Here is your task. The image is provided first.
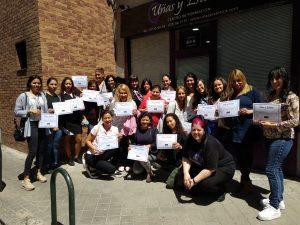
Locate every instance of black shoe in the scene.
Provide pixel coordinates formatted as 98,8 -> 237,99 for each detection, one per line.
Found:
68,159 -> 75,166
217,193 -> 226,202
74,157 -> 83,164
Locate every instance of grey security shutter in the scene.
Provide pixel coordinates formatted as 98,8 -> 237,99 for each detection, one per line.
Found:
217,4 -> 293,93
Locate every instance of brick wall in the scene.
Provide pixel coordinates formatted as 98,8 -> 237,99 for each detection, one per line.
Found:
0,0 -> 42,152
0,0 -> 116,151
38,0 -> 116,85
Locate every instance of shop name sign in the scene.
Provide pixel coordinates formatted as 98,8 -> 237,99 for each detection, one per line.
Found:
121,0 -> 289,37
150,0 -> 207,18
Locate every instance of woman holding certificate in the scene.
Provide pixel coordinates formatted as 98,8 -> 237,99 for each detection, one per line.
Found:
109,84 -> 137,172
131,112 -> 159,183
60,77 -> 84,166
14,75 -> 48,191
128,75 -> 143,107
226,69 -> 261,195
256,67 -> 299,221
45,77 -> 63,170
167,86 -> 195,126
162,113 -> 187,167
177,116 -> 235,201
85,110 -> 121,178
139,85 -> 166,128
140,78 -> 152,98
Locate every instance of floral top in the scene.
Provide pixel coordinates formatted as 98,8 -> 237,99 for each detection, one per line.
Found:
263,92 -> 299,139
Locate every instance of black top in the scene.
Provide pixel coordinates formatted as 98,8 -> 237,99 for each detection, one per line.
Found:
84,102 -> 99,126
182,134 -> 235,174
45,92 -> 60,109
227,88 -> 261,143
133,127 -> 158,154
60,93 -> 83,125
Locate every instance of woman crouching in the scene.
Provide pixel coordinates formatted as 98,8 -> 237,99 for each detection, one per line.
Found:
84,110 -> 122,178
177,116 -> 235,201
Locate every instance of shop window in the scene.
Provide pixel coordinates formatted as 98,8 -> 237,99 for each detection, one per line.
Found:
176,25 -> 211,50
15,40 -> 27,76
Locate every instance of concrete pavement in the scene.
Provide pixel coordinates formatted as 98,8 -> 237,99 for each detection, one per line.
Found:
1,145 -> 300,225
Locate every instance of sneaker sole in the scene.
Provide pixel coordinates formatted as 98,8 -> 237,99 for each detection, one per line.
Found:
22,185 -> 35,191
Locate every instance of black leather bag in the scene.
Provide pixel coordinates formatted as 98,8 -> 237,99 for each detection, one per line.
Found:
13,93 -> 28,142
13,118 -> 27,141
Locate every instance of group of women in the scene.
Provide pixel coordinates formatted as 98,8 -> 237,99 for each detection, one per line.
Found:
14,67 -> 299,221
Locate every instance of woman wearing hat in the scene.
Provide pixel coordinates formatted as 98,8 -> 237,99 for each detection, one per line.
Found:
177,116 -> 235,200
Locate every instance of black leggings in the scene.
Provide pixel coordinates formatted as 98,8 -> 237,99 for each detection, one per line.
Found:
177,166 -> 235,193
24,121 -> 46,176
86,149 -> 118,174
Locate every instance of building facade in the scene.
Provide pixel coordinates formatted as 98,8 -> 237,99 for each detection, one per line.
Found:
114,0 -> 300,175
0,0 -> 115,152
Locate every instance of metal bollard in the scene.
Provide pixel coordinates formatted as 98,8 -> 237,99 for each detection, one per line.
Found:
50,168 -> 75,225
0,128 -> 6,192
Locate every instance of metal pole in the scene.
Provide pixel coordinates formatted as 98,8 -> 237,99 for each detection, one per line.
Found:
50,168 -> 75,225
0,128 -> 5,192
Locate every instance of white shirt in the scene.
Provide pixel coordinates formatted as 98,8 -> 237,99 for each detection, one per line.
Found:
88,123 -> 119,154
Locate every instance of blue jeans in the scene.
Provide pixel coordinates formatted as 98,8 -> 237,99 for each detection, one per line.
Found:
47,129 -> 63,166
265,138 -> 293,209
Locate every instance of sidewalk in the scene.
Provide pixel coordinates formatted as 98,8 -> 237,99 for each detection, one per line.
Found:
1,145 -> 300,225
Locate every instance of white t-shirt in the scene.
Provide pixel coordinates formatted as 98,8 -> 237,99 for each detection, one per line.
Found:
87,123 -> 119,154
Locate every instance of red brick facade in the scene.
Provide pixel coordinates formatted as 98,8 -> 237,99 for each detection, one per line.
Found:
0,0 -> 115,151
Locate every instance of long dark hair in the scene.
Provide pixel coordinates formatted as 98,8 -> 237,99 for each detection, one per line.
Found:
267,67 -> 290,102
105,75 -> 116,92
26,75 -> 43,91
192,79 -> 208,109
210,77 -> 227,102
60,77 -> 75,94
163,113 -> 185,136
137,112 -> 153,129
128,75 -> 139,90
184,72 -> 197,95
88,79 -> 100,91
140,78 -> 153,95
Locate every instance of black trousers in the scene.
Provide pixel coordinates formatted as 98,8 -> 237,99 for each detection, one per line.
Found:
86,149 -> 118,174
24,121 -> 46,176
177,166 -> 235,193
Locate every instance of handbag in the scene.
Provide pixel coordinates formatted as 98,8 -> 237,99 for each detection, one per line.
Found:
13,118 -> 27,141
13,93 -> 28,142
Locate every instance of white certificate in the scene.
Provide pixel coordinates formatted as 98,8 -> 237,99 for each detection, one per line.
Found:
253,103 -> 281,123
97,135 -> 119,151
161,90 -> 176,102
72,75 -> 88,88
147,100 -> 164,113
66,98 -> 85,111
156,134 -> 177,149
82,89 -> 99,103
52,101 -> 72,115
127,145 -> 149,162
38,113 -> 58,128
97,92 -> 113,106
218,99 -> 240,118
182,122 -> 192,133
114,102 -> 134,116
197,104 -> 217,120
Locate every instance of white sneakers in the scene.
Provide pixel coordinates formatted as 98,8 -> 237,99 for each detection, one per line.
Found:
22,179 -> 35,191
37,172 -> 47,183
258,205 -> 281,221
257,198 -> 285,221
260,198 -> 285,210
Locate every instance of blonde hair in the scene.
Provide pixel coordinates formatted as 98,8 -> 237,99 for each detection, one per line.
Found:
176,86 -> 187,110
227,69 -> 252,98
114,84 -> 133,102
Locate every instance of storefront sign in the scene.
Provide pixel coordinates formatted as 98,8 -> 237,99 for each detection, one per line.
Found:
121,0 -> 290,37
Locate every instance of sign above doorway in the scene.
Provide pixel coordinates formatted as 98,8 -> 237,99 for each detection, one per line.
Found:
121,0 -> 290,38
